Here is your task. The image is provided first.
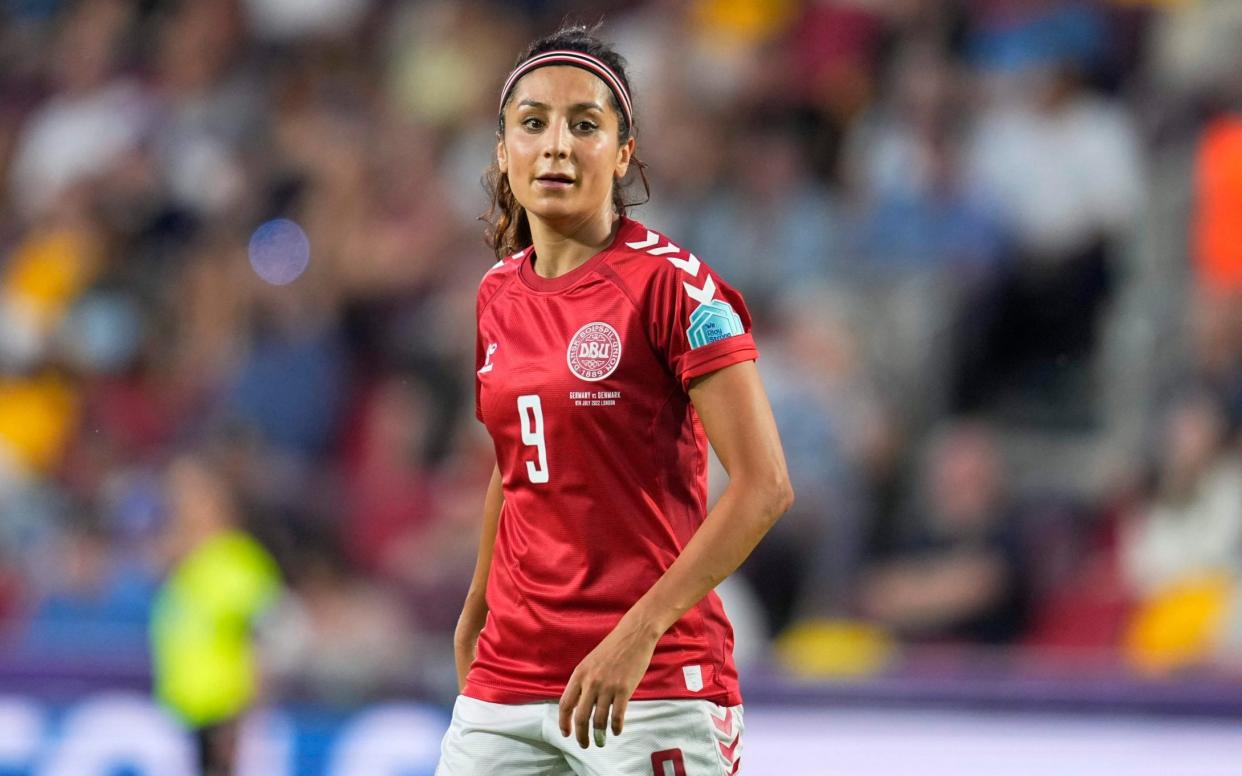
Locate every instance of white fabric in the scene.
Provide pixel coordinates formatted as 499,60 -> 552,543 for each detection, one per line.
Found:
437,695 -> 743,776
9,80 -> 151,218
965,94 -> 1143,258
1123,458 -> 1242,595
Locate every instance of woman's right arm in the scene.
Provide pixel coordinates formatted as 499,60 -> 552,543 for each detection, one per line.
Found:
454,463 -> 503,691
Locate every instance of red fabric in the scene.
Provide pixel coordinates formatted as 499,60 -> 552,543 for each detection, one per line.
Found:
465,217 -> 755,706
1023,512 -> 1132,651
651,750 -> 687,776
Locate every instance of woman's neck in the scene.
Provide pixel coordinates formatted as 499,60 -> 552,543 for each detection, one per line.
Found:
528,211 -> 619,279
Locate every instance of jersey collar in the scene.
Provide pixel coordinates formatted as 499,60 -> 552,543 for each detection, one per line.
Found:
518,217 -> 640,293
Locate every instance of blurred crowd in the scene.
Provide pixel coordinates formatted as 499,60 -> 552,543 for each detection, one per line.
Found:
3,0 -> 1242,709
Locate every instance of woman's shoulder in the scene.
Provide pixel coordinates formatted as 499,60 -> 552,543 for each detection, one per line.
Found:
476,246 -> 529,305
610,217 -> 732,306
612,217 -> 711,284
482,246 -> 531,279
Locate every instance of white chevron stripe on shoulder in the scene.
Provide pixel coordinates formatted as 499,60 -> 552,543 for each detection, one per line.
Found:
625,230 -> 660,250
666,252 -> 700,277
683,274 -> 716,305
626,230 -> 714,302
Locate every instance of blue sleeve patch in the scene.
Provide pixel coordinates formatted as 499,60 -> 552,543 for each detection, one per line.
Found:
687,299 -> 745,349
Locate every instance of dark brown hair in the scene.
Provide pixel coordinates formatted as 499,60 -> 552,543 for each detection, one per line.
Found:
482,23 -> 651,259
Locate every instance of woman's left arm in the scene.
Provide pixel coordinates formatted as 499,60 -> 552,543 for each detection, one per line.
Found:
559,359 -> 794,747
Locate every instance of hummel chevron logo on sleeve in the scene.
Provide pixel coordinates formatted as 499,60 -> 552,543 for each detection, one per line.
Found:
666,252 -> 700,275
627,230 -> 712,297
625,231 -> 660,250
683,275 -> 716,306
626,230 -> 742,348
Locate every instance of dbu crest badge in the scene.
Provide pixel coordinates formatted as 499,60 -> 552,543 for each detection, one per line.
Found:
687,299 -> 744,349
567,321 -> 622,381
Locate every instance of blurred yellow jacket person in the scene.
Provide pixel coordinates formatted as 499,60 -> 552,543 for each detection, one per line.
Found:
150,455 -> 282,775
151,529 -> 281,726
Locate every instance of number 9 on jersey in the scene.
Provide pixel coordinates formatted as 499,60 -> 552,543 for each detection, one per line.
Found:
517,394 -> 549,484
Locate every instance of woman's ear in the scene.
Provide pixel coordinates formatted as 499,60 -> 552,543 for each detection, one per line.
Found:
615,136 -> 636,178
496,137 -> 508,174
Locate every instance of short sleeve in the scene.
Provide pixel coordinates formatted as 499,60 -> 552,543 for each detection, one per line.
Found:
647,259 -> 759,390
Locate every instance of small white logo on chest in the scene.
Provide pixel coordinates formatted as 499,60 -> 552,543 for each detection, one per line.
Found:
566,322 -> 621,382
478,342 -> 498,374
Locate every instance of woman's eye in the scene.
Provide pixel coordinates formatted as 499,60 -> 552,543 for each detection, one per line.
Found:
522,117 -> 544,130
576,121 -> 598,132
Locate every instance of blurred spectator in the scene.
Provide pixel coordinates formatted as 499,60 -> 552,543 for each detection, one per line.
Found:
959,56 -> 1143,420
965,0 -> 1111,77
1119,390 -> 1242,675
150,454 -> 283,776
626,107 -> 727,245
384,1 -> 522,130
0,371 -> 78,487
149,0 -> 257,219
223,312 -> 349,460
1192,115 -> 1242,296
0,210 -> 103,371
221,237 -> 349,461
242,0 -> 371,43
785,0 -> 888,180
1121,390 -> 1242,598
262,546 -> 417,706
393,428 -> 507,644
1190,115 -> 1242,426
750,284 -> 890,628
849,43 -> 1006,274
1147,0 -> 1242,104
845,40 -> 1008,419
687,0 -> 798,106
339,375 -> 437,578
19,513 -> 155,658
859,420 -> 1029,644
684,113 -> 840,304
7,0 -> 150,219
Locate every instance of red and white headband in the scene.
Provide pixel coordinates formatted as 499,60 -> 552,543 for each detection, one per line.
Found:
498,49 -> 633,129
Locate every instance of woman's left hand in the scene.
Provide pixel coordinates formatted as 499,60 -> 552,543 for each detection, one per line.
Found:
558,620 -> 659,748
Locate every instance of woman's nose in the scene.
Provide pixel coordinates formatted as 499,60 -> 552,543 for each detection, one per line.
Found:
543,119 -> 571,158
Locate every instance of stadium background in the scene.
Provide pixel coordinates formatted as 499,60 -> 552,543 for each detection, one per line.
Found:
3,0 -> 1242,773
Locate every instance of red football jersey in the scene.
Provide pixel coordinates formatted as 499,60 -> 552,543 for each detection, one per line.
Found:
465,216 -> 757,707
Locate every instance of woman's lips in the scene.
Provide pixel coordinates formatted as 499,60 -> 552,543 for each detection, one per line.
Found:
536,176 -> 574,189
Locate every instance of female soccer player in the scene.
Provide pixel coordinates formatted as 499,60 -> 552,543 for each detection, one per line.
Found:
437,24 -> 793,776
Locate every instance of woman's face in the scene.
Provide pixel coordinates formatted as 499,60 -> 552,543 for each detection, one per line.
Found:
498,66 -> 635,228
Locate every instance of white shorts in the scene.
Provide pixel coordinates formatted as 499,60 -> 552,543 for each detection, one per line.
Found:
436,695 -> 744,776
